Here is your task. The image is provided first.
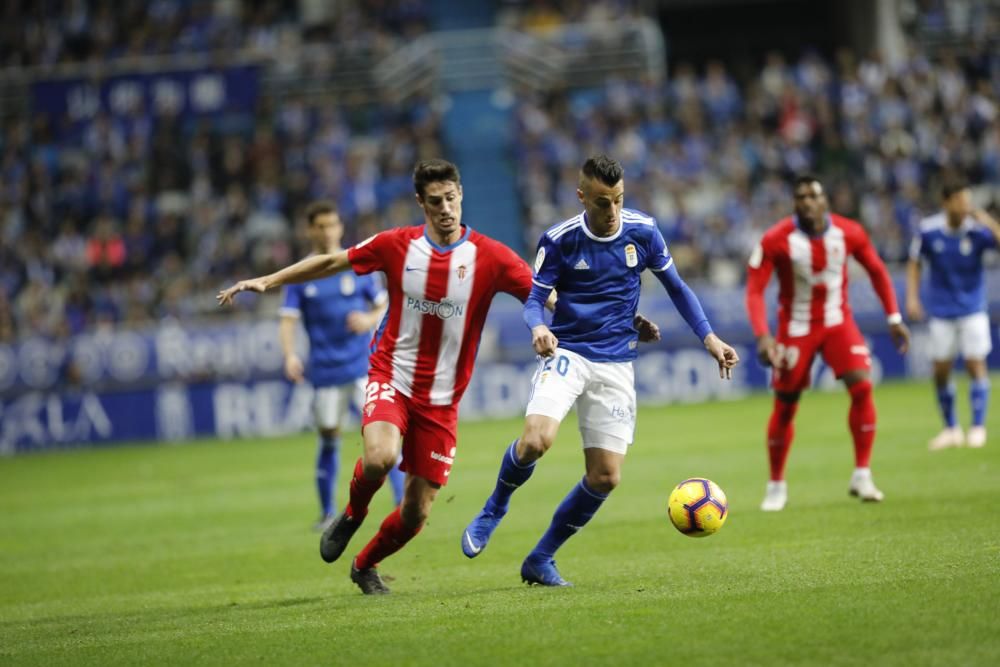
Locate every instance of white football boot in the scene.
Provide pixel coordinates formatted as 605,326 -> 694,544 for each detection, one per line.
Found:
928,426 -> 964,451
848,468 -> 884,502
967,426 -> 987,448
760,480 -> 787,511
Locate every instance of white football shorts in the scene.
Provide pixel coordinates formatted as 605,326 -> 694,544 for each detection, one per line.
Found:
524,347 -> 636,453
928,313 -> 993,362
314,377 -> 367,430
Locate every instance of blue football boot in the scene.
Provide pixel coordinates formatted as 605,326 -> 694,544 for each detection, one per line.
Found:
520,555 -> 572,587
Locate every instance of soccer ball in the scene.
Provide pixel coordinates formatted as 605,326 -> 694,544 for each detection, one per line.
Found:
667,478 -> 728,537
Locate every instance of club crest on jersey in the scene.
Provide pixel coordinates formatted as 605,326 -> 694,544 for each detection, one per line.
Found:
456,264 -> 468,282
304,284 -> 318,298
960,238 -> 972,255
624,243 -> 638,267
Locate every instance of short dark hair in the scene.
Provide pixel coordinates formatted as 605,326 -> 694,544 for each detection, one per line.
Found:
941,177 -> 969,200
581,155 -> 623,187
793,174 -> 823,190
413,159 -> 461,198
305,200 -> 337,225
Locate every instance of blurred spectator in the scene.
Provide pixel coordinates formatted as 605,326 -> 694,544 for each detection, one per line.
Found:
0,1 -> 437,342
512,9 -> 1000,286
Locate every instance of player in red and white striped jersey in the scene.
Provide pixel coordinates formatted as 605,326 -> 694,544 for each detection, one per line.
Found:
745,175 -> 910,511
218,159 -> 537,594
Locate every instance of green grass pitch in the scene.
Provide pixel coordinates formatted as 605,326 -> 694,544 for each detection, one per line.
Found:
2,378 -> 999,666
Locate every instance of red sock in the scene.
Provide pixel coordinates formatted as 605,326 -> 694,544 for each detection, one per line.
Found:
346,458 -> 385,521
767,398 -> 798,481
354,507 -> 422,570
848,380 -> 876,468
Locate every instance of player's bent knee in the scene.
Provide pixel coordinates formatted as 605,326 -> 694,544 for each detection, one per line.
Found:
586,469 -> 620,494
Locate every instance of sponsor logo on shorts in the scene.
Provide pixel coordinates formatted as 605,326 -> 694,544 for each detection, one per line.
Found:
850,345 -> 870,356
430,451 -> 454,465
405,296 -> 465,320
365,402 -> 376,417
610,404 -> 633,424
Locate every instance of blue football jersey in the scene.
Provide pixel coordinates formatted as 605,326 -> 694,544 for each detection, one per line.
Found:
910,213 -> 997,319
532,208 -> 672,362
280,270 -> 386,387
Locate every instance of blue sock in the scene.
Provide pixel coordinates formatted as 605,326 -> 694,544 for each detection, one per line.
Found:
971,379 -> 991,427
388,459 -> 405,506
316,434 -> 339,517
530,477 -> 608,560
936,383 -> 957,428
485,440 -> 536,514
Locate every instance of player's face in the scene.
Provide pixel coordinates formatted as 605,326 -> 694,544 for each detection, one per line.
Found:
578,177 -> 624,237
417,180 -> 463,242
309,212 -> 344,252
944,188 -> 972,221
793,182 -> 828,230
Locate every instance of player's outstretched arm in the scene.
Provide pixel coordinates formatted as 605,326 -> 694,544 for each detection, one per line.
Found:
278,315 -> 305,383
745,239 -> 777,367
653,264 -> 739,378
704,333 -> 740,380
972,208 -> 1000,248
853,236 -> 909,353
217,251 -> 351,306
905,258 -> 924,322
523,283 -> 558,356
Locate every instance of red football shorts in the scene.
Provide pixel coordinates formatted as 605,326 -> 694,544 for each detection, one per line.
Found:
361,377 -> 458,486
771,319 -> 871,393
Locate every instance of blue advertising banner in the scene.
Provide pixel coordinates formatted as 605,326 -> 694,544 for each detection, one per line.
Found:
30,64 -> 260,123
4,323 -> 996,454
3,269 -> 998,452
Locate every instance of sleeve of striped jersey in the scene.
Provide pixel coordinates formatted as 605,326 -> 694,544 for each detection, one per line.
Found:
745,239 -> 774,338
279,284 -> 301,318
646,225 -> 673,272
851,229 -> 901,317
531,234 -> 559,289
494,241 -> 533,302
347,231 -> 388,275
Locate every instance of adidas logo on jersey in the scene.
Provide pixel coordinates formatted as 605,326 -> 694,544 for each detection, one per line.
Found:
574,258 -> 590,270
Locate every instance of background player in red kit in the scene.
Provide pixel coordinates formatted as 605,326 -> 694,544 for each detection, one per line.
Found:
745,175 -> 910,511
218,159 -> 538,594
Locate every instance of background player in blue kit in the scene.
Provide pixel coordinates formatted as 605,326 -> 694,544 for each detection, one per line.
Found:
279,201 -> 403,529
906,181 -> 1000,450
461,155 -> 740,586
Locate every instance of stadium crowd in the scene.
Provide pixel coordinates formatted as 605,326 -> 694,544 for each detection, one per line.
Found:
0,0 -> 998,345
514,43 -> 999,285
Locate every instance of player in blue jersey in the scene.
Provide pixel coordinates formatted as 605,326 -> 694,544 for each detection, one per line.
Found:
905,180 -> 1000,450
279,201 -> 403,530
461,155 -> 740,586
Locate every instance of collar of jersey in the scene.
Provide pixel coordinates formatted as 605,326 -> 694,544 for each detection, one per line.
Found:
581,213 -> 624,243
794,214 -> 831,237
942,215 -> 973,235
424,224 -> 470,252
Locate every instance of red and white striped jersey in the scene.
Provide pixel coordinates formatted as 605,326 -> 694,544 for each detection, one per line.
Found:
745,214 -> 900,338
348,225 -> 532,407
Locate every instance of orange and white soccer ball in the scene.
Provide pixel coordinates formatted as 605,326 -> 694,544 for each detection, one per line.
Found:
667,478 -> 728,537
